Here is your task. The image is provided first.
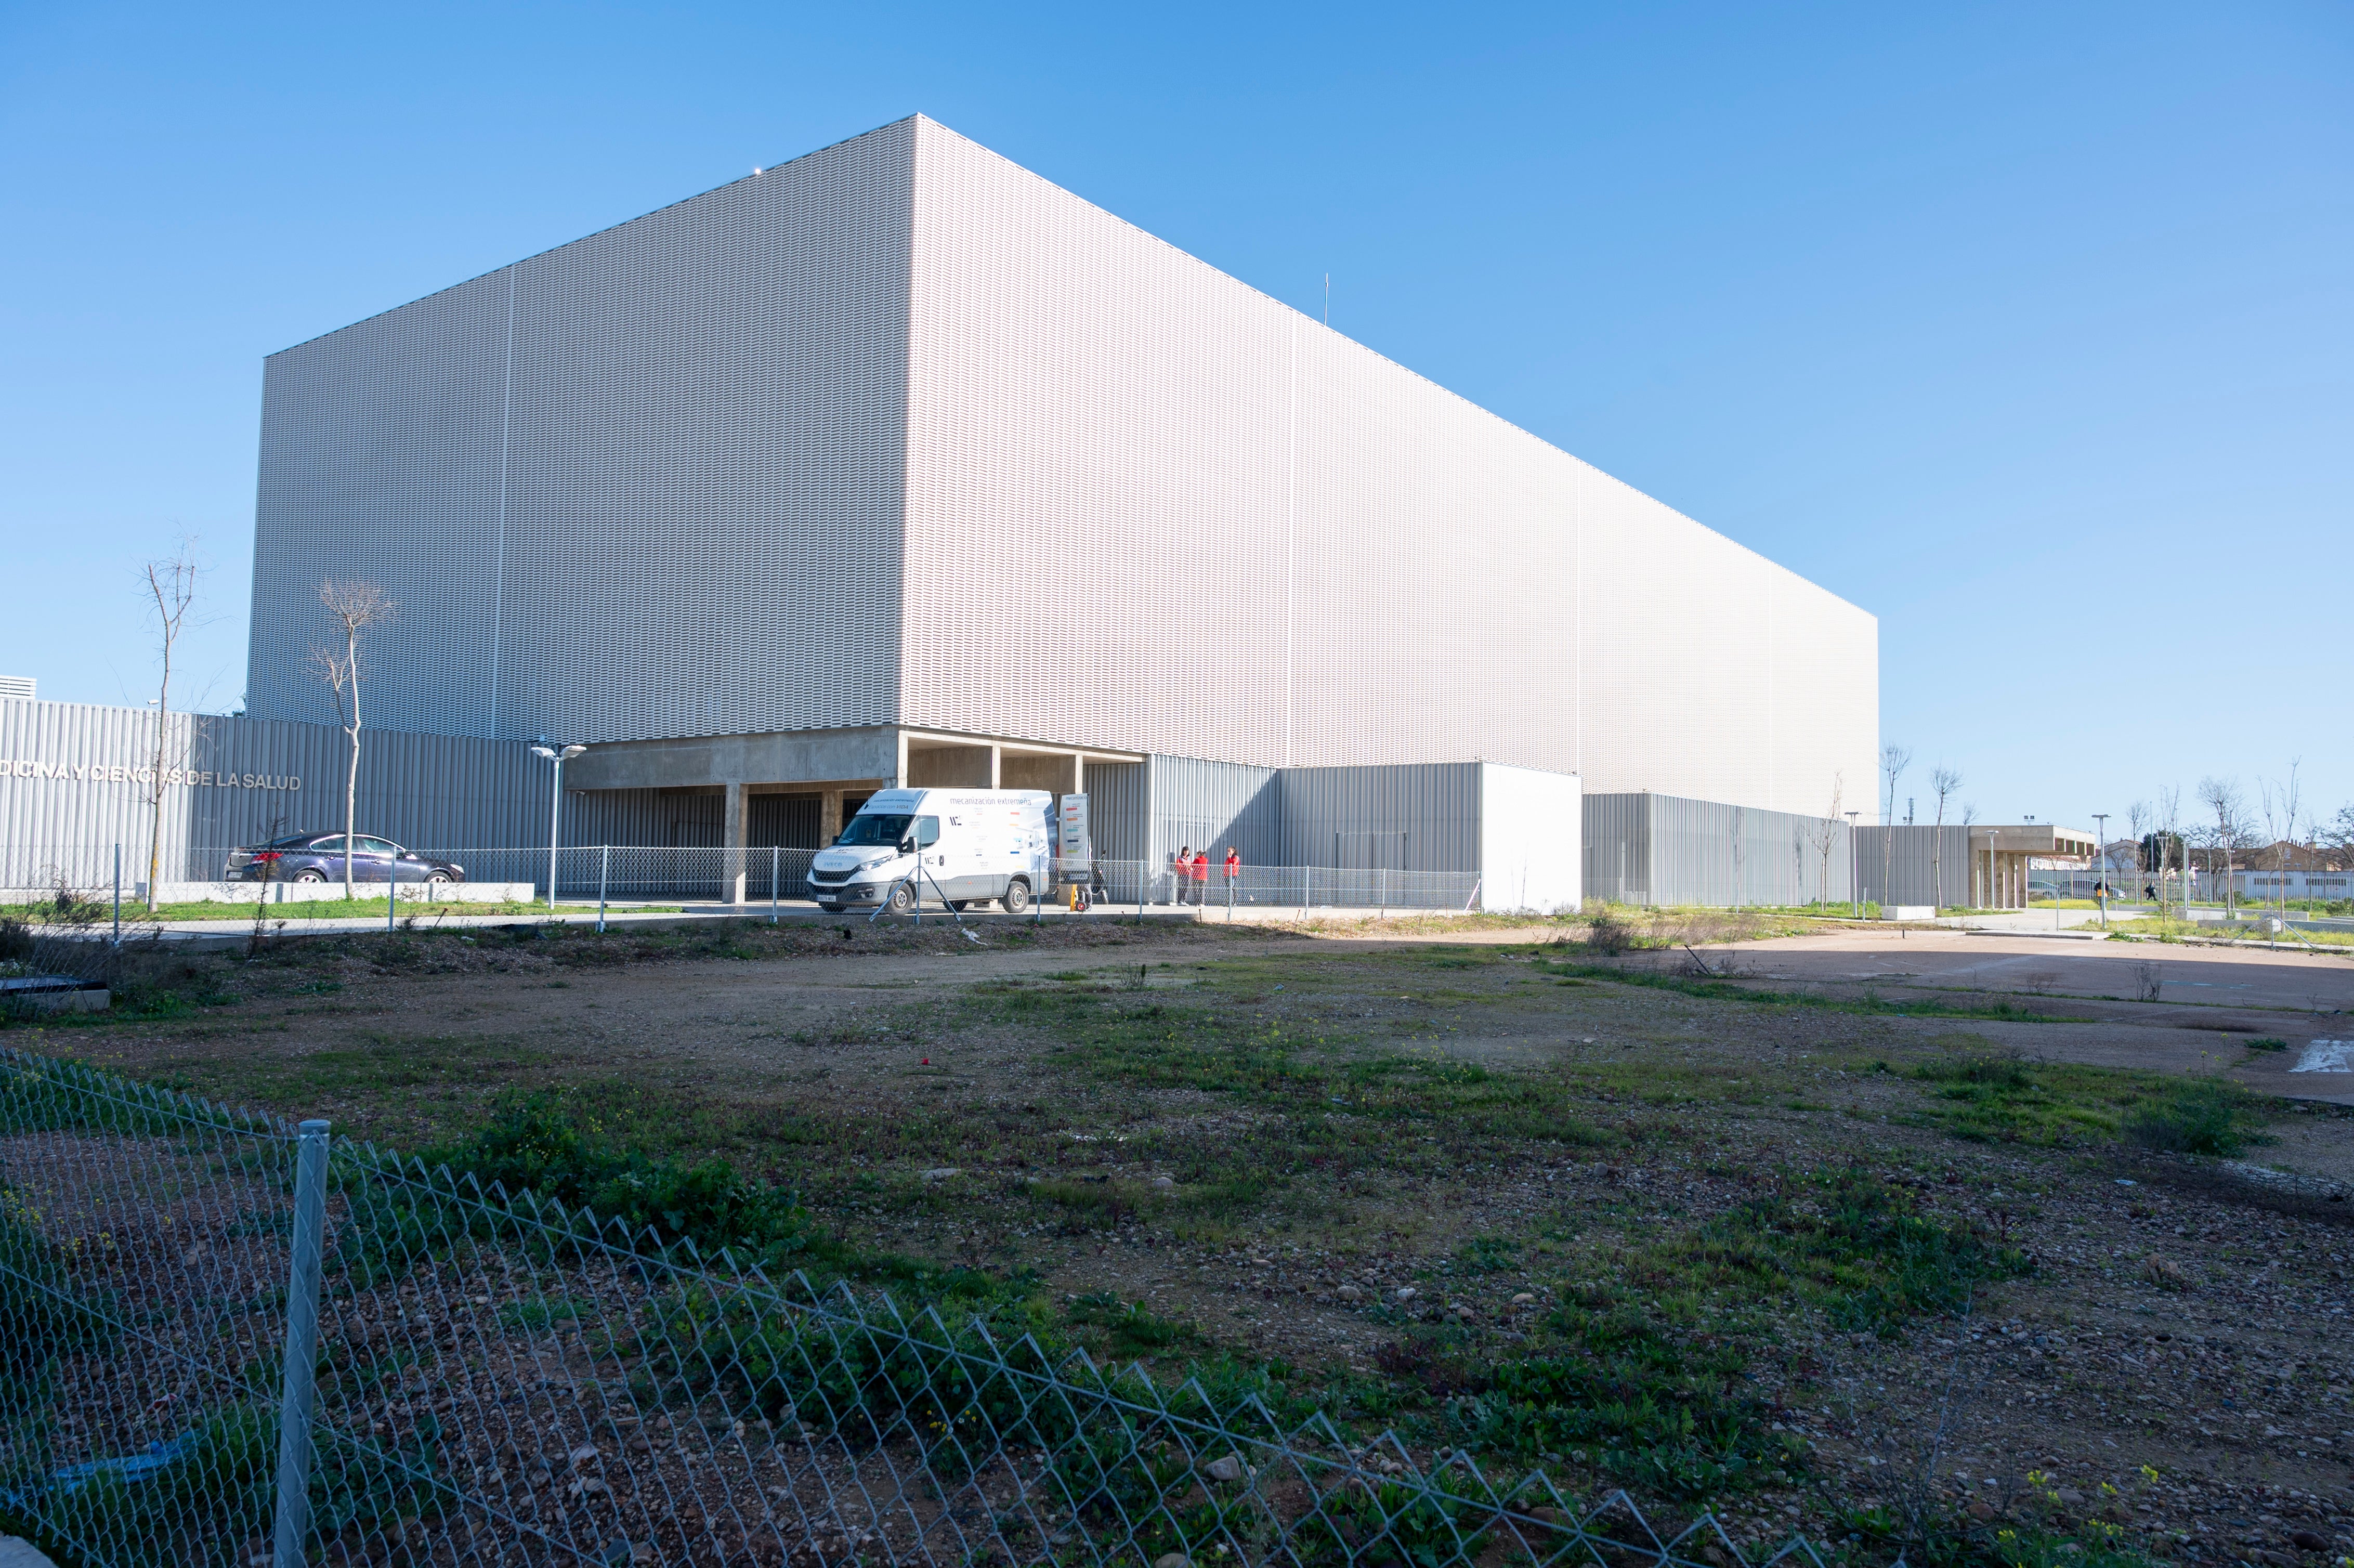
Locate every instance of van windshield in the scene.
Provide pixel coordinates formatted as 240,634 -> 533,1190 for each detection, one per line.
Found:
836,814 -> 912,847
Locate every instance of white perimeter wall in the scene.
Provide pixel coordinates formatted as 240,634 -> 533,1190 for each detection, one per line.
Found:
900,117 -> 1875,816
1477,763 -> 1583,913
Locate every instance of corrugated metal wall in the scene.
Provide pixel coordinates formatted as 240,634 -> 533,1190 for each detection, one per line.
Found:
1583,792 -> 1854,908
1276,763 -> 1481,872
1141,755 -> 1281,872
1853,826 -> 1972,909
0,697 -> 684,886
1083,756 -> 1487,874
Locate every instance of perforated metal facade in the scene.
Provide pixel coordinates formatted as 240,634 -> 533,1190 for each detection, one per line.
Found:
247,114 -> 1875,818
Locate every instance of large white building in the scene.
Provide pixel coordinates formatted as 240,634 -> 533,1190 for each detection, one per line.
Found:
241,114 -> 1876,882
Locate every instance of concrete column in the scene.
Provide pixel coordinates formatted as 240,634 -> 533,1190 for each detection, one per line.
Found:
820,790 -> 844,846
894,730 -> 909,789
988,745 -> 1001,788
723,781 -> 748,906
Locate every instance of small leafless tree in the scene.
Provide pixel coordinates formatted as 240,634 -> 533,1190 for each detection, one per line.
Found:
2195,775 -> 2248,915
1928,765 -> 1961,912
1806,773 -> 1845,910
2259,761 -> 2301,916
1879,744 -> 1912,910
312,580 -> 395,901
138,542 -> 202,911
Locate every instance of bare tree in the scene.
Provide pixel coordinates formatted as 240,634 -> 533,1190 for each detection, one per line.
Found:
2259,761 -> 2301,917
312,581 -> 394,901
2195,776 -> 2249,915
1806,773 -> 1846,911
1929,765 -> 1961,912
2322,804 -> 2354,874
138,542 -> 202,912
1879,744 -> 1912,911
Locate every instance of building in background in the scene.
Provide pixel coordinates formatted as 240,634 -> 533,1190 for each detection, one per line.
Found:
233,115 -> 1878,906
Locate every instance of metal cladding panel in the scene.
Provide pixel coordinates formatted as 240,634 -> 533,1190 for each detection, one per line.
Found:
1277,763 -> 1482,873
1583,791 -> 1854,908
250,120 -> 917,746
1854,825 -> 1972,909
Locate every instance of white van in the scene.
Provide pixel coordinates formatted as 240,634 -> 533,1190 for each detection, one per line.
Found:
805,788 -> 1053,914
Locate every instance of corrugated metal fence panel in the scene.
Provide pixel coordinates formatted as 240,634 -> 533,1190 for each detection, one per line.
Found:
1581,793 -> 1652,904
0,700 -> 195,881
1084,761 -> 1148,863
0,696 -> 691,885
1276,762 -> 1480,873
1854,826 -> 1972,909
1583,791 -> 1854,908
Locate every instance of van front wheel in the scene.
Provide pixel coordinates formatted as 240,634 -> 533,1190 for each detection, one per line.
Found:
1000,879 -> 1031,915
886,882 -> 916,914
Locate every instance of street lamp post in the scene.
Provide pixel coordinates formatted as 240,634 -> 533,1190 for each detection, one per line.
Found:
2091,813 -> 2109,930
1845,810 -> 1862,918
530,743 -> 588,909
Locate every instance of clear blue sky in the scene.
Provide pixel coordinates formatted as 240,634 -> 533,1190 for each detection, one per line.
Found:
3,3 -> 2346,834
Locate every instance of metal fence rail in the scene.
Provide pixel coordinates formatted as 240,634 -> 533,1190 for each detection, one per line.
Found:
0,1049 -> 1869,1568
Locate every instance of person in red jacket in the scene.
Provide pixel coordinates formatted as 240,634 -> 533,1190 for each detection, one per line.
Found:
1223,847 -> 1240,901
1190,848 -> 1210,904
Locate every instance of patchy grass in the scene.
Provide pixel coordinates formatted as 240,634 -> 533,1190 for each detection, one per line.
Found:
1535,961 -> 2081,1022
1434,1167 -> 2031,1496
1899,1052 -> 2279,1152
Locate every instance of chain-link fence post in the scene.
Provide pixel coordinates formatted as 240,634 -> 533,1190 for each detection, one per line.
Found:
599,843 -> 610,932
272,1117 -> 332,1568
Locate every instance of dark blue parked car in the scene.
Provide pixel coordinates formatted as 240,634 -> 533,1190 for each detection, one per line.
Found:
225,833 -> 464,885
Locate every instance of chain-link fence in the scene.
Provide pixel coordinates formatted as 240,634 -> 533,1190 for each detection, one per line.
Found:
3,849 -> 1479,913
2,1049 -> 1869,1568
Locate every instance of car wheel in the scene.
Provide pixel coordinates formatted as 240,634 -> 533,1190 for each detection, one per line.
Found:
886,882 -> 916,914
294,868 -> 328,883
426,870 -> 453,885
1000,879 -> 1031,914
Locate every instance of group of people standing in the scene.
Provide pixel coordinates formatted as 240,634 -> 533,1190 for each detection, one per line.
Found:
1170,845 -> 1241,905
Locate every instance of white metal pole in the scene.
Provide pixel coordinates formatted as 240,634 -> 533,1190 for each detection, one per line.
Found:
271,1118 -> 331,1568
770,844 -> 779,924
112,843 -> 122,946
547,757 -> 562,909
598,845 -> 609,933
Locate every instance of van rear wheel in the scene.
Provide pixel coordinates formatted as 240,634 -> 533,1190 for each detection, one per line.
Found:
1000,879 -> 1031,914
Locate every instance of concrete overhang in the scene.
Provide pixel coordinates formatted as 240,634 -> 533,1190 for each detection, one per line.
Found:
567,726 -> 900,792
1971,825 -> 2098,859
898,728 -> 1143,766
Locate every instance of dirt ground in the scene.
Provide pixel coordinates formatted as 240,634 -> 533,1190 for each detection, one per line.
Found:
12,913 -> 2353,1562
